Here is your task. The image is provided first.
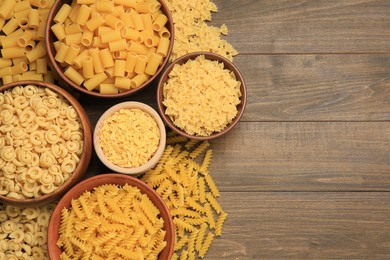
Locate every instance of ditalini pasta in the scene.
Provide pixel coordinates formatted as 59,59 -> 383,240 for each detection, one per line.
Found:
57,184 -> 167,259
0,85 -> 84,199
51,0 -> 171,94
163,55 -> 242,136
142,136 -> 227,259
99,108 -> 160,168
0,203 -> 55,260
0,0 -> 55,84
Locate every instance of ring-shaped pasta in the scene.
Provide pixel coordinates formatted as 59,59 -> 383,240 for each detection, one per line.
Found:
0,158 -> 5,169
35,106 -> 48,116
11,127 -> 26,139
50,144 -> 62,158
37,211 -> 51,226
0,211 -> 7,222
46,108 -> 60,120
4,92 -> 14,105
0,94 -> 5,105
23,181 -> 38,193
5,205 -> 20,218
0,108 -> 14,122
0,124 -> 14,133
65,120 -> 80,131
23,85 -> 38,97
40,171 -> 54,185
9,230 -> 25,243
11,86 -> 23,96
48,125 -> 61,136
61,158 -> 76,174
40,184 -> 56,195
61,129 -> 71,140
21,188 -> 34,198
42,96 -> 59,108
66,106 -> 78,121
23,231 -> 34,245
52,172 -> 64,186
13,96 -> 29,109
39,151 -> 56,168
34,116 -> 50,128
65,140 -> 79,153
70,131 -> 83,141
29,130 -> 44,146
18,150 -> 33,164
1,146 -> 16,161
45,129 -> 60,144
19,109 -> 35,123
30,153 -> 40,167
1,220 -> 16,233
44,88 -> 58,97
33,186 -> 41,198
27,166 -> 43,180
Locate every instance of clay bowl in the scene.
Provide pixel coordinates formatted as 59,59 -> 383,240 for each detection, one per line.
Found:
94,101 -> 166,175
45,0 -> 174,98
47,173 -> 174,260
0,80 -> 92,207
157,51 -> 247,140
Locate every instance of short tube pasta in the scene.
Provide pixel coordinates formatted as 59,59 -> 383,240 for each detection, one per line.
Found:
50,0 -> 171,94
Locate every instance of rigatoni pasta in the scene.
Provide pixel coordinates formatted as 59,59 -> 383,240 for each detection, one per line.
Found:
51,0 -> 171,94
0,0 -> 55,84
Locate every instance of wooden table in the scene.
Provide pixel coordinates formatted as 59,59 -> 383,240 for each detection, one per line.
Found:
79,1 -> 390,259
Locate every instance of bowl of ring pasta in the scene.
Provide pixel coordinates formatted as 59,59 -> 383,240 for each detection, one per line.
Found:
47,173 -> 174,259
45,0 -> 174,98
0,80 -> 92,207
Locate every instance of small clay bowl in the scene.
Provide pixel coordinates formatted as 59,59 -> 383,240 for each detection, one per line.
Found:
157,52 -> 247,140
94,101 -> 166,175
0,80 -> 92,207
47,173 -> 174,260
45,0 -> 174,98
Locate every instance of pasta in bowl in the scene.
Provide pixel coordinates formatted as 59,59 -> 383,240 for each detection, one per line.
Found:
157,52 -> 247,140
47,173 -> 174,260
45,0 -> 174,98
0,80 -> 92,207
93,101 -> 166,175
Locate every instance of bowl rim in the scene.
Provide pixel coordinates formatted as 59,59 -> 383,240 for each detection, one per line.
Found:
93,101 -> 166,174
47,173 -> 175,260
0,80 -> 92,207
157,51 -> 247,141
45,0 -> 175,99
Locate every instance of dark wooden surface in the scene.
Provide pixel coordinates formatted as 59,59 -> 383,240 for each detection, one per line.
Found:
79,0 -> 390,259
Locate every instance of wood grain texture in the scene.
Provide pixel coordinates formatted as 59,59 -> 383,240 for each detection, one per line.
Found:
234,54 -> 390,121
212,0 -> 390,54
206,192 -> 390,259
208,122 -> 390,192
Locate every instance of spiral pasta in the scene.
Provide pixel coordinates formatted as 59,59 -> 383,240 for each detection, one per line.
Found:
0,85 -> 84,199
57,183 -> 167,259
141,135 -> 227,258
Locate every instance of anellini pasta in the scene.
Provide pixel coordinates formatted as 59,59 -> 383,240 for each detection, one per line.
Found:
51,0 -> 171,94
0,85 -> 84,199
98,108 -> 160,168
163,55 -> 242,136
57,183 -> 166,259
142,135 -> 227,259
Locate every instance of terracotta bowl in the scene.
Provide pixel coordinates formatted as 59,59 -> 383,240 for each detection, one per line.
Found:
45,0 -> 174,98
94,101 -> 166,174
157,52 -> 247,140
47,173 -> 174,260
0,80 -> 92,207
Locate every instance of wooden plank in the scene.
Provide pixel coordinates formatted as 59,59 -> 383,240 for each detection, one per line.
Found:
212,0 -> 390,54
234,54 -> 390,121
207,192 -> 390,259
207,122 -> 390,191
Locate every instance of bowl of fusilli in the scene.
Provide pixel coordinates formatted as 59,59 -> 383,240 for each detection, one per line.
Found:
47,173 -> 174,260
0,80 -> 92,207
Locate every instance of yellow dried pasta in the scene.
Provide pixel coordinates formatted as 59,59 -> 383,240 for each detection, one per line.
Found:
166,0 -> 238,61
141,136 -> 227,258
57,183 -> 166,259
163,55 -> 242,136
99,108 -> 160,168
